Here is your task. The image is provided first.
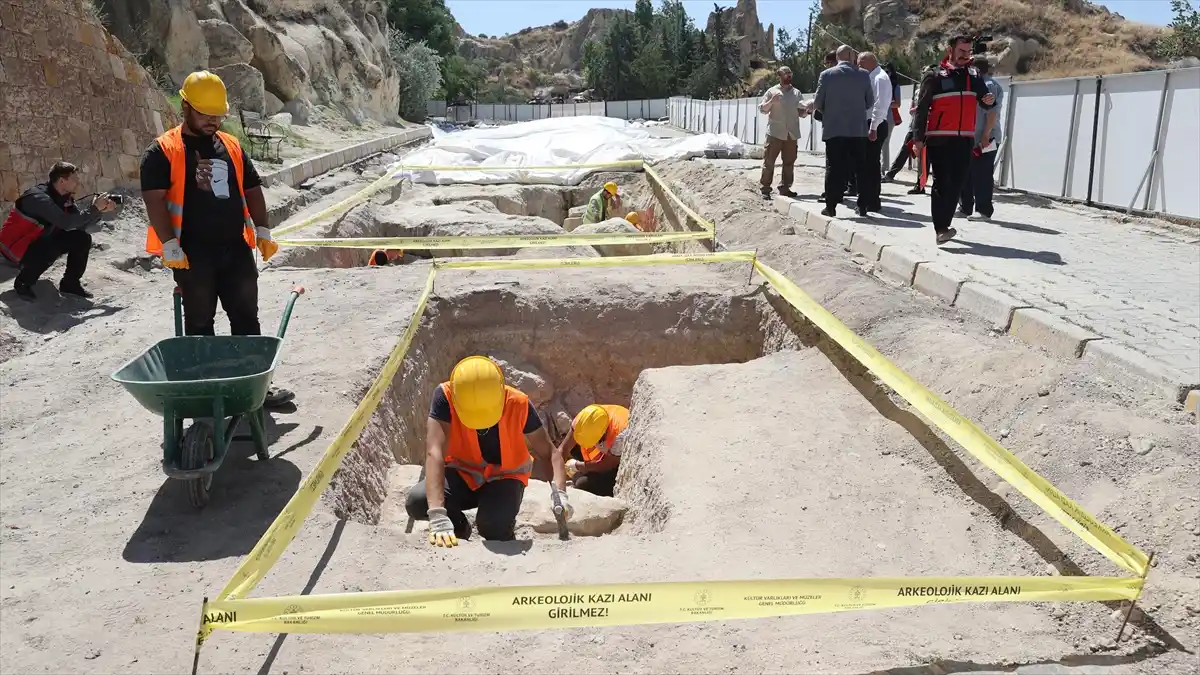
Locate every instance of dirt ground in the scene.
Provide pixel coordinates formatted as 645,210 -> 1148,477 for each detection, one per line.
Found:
0,156 -> 1197,674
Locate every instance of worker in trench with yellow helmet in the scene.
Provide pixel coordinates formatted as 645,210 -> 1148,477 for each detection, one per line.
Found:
582,181 -> 622,225
405,356 -> 571,547
558,404 -> 630,497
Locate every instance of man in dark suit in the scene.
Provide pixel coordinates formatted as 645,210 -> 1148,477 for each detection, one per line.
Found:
813,45 -> 874,218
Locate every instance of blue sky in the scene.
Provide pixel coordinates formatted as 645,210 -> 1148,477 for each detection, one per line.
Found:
446,0 -> 1182,39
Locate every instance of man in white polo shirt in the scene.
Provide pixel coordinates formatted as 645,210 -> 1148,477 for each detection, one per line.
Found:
758,65 -> 807,200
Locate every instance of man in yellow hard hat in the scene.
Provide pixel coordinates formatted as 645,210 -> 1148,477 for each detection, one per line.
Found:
623,211 -> 640,230
582,181 -> 622,225
406,356 -> 570,546
139,70 -> 291,406
557,404 -> 629,497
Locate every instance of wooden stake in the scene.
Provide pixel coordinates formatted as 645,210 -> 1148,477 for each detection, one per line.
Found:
1116,552 -> 1154,643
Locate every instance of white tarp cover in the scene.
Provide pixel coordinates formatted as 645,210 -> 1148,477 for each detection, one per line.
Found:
392,116 -> 743,185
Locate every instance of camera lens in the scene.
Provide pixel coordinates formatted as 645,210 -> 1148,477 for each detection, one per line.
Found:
110,194 -> 124,204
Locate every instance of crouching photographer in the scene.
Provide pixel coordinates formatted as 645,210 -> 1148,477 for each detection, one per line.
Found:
1,162 -> 122,301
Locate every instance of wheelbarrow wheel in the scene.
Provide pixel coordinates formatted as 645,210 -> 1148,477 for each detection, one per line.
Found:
181,421 -> 215,509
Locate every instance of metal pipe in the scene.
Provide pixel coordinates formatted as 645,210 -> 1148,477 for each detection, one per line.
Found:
999,82 -> 1018,187
1143,71 -> 1172,211
1085,76 -> 1103,206
1061,78 -> 1082,197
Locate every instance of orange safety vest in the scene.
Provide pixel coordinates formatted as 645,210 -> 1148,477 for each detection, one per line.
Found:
441,383 -> 533,490
925,63 -> 980,140
144,126 -> 256,255
580,404 -> 629,462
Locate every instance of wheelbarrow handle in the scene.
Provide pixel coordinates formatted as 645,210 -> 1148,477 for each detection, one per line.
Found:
275,286 -> 306,339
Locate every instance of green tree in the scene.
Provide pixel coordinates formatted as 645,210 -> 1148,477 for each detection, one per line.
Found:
634,0 -> 655,36
386,0 -> 456,58
389,30 -> 444,119
706,3 -> 739,96
1158,0 -> 1200,60
441,54 -> 485,103
631,38 -> 671,98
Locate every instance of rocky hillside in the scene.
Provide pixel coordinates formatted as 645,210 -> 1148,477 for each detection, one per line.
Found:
823,0 -> 1168,78
459,0 -> 774,100
96,0 -> 399,123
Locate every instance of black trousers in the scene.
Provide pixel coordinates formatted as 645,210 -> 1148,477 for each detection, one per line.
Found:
926,138 -> 975,233
824,137 -> 869,209
860,123 -> 890,212
959,149 -> 997,217
172,245 -> 261,336
405,469 -> 526,541
16,229 -> 91,287
574,469 -> 618,497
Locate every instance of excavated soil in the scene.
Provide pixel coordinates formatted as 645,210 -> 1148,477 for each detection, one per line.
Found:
1,156 -> 1197,675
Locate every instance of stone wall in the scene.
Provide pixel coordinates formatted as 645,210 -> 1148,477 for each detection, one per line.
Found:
0,0 -> 178,213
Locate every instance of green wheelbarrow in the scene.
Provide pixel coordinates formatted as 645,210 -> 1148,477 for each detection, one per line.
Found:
111,285 -> 305,508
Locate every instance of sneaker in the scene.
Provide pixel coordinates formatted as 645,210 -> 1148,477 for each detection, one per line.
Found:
936,228 -> 958,245
967,213 -> 991,222
882,172 -> 897,183
13,280 -> 36,302
820,207 -> 836,218
761,192 -> 772,201
778,188 -> 797,198
264,386 -> 296,408
58,281 -> 93,299
906,186 -> 925,195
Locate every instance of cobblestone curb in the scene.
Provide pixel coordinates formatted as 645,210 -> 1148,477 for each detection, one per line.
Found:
771,196 -> 1198,403
261,127 -> 431,188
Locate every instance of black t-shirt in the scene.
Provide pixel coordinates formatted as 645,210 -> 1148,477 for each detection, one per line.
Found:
139,132 -> 262,250
429,386 -> 542,465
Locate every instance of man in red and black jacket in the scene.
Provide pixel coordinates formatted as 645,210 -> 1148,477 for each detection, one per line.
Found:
911,35 -> 996,245
1,162 -> 118,301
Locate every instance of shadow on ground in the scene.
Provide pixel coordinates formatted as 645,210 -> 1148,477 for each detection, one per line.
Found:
0,281 -> 123,333
122,413 -> 324,563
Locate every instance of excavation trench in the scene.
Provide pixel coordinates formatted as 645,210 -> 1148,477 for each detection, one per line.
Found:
324,275 -> 797,534
275,171 -> 708,268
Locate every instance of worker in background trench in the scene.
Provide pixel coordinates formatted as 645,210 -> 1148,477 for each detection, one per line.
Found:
624,211 -> 641,230
2,161 -> 119,301
368,249 -> 403,266
582,182 -> 622,225
139,70 -> 293,407
558,404 -> 629,498
406,356 -> 571,546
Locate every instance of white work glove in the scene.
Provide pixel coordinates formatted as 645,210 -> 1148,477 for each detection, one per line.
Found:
256,226 -> 279,262
160,238 -> 189,270
554,490 -> 575,521
565,459 -> 585,478
427,507 -> 458,547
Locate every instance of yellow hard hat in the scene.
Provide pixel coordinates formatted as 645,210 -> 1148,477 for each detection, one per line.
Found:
625,211 -> 640,225
573,404 -> 611,449
179,71 -> 229,116
449,356 -> 505,429
603,182 -> 619,196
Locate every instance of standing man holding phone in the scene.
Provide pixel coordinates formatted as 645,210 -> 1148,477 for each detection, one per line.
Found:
139,70 -> 293,407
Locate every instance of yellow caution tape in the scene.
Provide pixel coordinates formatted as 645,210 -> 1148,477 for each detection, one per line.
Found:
277,231 -> 712,250
753,260 -> 1150,577
644,164 -> 716,233
434,251 -> 755,271
271,173 -> 395,237
201,575 -> 1142,636
215,269 -> 437,603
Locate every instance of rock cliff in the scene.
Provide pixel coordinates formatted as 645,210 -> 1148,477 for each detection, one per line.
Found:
97,0 -> 399,122
821,0 -> 1165,77
1,0 -> 179,211
706,0 -> 774,75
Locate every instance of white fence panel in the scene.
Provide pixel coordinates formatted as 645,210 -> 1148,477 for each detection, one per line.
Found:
1065,79 -> 1099,201
1154,68 -> 1200,218
1005,78 -> 1078,196
1093,71 -> 1169,210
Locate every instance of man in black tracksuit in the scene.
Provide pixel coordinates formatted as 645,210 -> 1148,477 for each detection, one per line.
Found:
911,36 -> 996,244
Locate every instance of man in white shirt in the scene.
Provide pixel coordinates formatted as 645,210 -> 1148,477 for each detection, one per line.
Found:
758,65 -> 808,200
857,52 -> 892,214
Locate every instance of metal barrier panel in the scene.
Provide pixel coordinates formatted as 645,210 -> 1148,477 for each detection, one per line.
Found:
1154,68 -> 1200,218
1093,71 -> 1169,210
649,98 -> 667,118
427,101 -> 447,117
1005,78 -> 1078,196
1065,79 -> 1099,201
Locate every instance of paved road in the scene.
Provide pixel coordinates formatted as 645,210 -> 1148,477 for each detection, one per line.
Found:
708,154 -> 1200,387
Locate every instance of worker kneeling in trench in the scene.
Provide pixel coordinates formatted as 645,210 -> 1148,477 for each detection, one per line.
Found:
558,404 -> 628,497
405,356 -> 571,547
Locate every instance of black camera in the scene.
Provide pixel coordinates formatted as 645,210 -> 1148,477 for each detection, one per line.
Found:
972,34 -> 992,55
